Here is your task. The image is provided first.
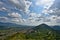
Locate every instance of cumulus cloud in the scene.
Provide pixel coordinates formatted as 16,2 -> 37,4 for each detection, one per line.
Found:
0,12 -> 24,24
8,12 -> 22,18
9,0 -> 32,14
0,17 -> 8,22
35,0 -> 55,9
0,0 -> 60,26
0,0 -> 32,25
45,0 -> 60,16
50,0 -> 60,9
24,1 -> 32,14
8,0 -> 26,10
7,12 -> 24,23
41,0 -> 60,26
0,7 -> 7,11
0,0 -> 31,12
49,8 -> 60,16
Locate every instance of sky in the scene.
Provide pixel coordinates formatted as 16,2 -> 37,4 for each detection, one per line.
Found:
0,0 -> 60,26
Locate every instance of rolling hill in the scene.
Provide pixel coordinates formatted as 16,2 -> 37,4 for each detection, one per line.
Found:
26,24 -> 56,40
0,24 -> 59,40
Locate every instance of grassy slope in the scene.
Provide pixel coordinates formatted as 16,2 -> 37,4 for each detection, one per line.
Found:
55,30 -> 60,40
5,33 -> 26,40
0,24 -> 60,40
0,29 -> 58,40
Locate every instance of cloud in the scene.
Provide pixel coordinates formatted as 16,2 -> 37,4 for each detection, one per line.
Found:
49,8 -> 60,16
27,12 -> 60,26
55,16 -> 60,24
46,0 -> 60,16
42,15 -> 60,26
0,17 -> 8,22
39,0 -> 60,26
0,0 -> 31,12
8,12 -> 22,18
0,0 -> 32,25
50,0 -> 60,9
43,8 -> 60,16
29,13 -> 41,18
35,0 -> 55,9
8,0 -> 26,11
9,0 -> 32,14
7,12 -> 24,23
24,1 -> 32,14
0,0 -> 60,26
0,7 -> 7,11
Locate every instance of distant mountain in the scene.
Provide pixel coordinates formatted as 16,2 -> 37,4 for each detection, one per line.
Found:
26,24 -> 56,40
52,26 -> 60,30
27,24 -> 55,33
0,22 -> 23,27
52,26 -> 60,40
0,22 -> 33,30
33,24 -> 53,30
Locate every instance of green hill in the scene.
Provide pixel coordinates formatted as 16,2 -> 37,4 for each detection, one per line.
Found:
0,24 -> 57,40
26,24 -> 56,40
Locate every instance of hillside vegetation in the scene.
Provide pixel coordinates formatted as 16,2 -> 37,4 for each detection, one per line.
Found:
0,24 -> 59,40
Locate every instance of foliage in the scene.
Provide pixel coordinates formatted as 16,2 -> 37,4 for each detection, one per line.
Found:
0,24 -> 60,40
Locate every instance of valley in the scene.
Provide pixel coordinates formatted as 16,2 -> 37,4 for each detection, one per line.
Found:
0,24 -> 60,40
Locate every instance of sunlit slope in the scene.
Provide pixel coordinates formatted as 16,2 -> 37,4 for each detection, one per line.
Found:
26,24 -> 56,40
5,32 -> 26,40
4,24 -> 56,40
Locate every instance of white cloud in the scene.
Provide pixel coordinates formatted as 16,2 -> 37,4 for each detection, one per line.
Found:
43,8 -> 60,16
49,9 -> 60,16
9,0 -> 26,10
0,7 -> 7,11
10,0 -> 20,4
0,0 -> 33,25
0,0 -> 32,11
8,12 -> 22,18
11,18 -> 23,23
29,13 -> 41,18
7,12 -> 24,24
0,17 -> 8,22
8,0 -> 32,14
55,16 -> 60,24
0,1 -> 3,4
35,0 -> 55,9
42,15 -> 60,26
27,13 -> 60,26
42,10 -> 49,14
0,0 -> 60,26
24,1 -> 32,14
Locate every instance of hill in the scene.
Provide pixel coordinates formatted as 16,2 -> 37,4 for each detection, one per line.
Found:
52,26 -> 60,30
0,24 -> 58,40
51,26 -> 60,40
26,24 -> 56,40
